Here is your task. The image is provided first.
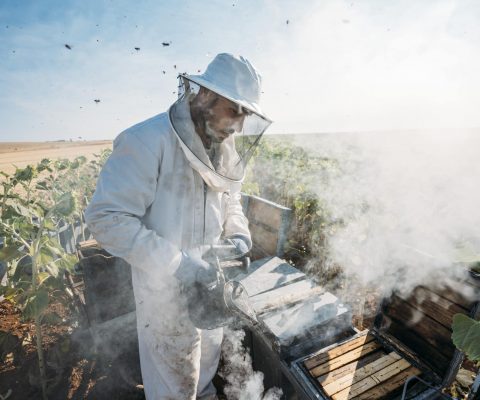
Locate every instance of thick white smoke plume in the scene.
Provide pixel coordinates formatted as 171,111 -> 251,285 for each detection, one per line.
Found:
293,129 -> 480,298
219,328 -> 282,400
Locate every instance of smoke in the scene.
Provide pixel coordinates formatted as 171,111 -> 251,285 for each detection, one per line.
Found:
261,0 -> 480,134
219,328 -> 282,400
292,129 -> 480,298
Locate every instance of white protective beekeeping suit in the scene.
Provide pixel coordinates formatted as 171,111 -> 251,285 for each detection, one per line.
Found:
85,53 -> 271,400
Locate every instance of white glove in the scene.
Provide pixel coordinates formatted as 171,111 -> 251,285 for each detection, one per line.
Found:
174,252 -> 217,287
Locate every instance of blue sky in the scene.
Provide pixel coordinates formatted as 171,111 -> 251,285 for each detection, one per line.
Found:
1,0 -> 480,141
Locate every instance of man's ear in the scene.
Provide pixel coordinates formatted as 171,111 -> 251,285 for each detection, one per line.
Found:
194,87 -> 217,108
199,87 -> 216,100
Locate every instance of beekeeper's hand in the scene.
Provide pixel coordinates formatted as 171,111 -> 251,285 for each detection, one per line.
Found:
226,235 -> 250,256
174,252 -> 217,287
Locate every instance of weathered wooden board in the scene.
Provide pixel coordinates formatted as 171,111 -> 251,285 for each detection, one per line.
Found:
240,257 -> 306,297
310,341 -> 382,378
302,329 -> 425,400
331,358 -> 414,400
305,333 -> 375,370
382,319 -> 450,377
260,292 -> 349,344
242,194 -> 292,259
248,256 -> 303,277
249,278 -> 318,313
292,272 -> 478,400
317,350 -> 387,387
249,223 -> 282,257
385,296 -> 455,359
351,366 -> 421,400
247,197 -> 284,230
423,277 -> 479,310
397,286 -> 466,329
321,352 -> 403,396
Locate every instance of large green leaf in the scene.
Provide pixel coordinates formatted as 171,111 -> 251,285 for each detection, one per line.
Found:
36,158 -> 52,173
45,238 -> 64,255
454,241 -> 480,264
38,246 -> 55,266
11,256 -> 31,283
45,264 -> 59,278
12,203 -> 32,218
36,272 -> 52,287
55,253 -> 78,272
1,204 -> 22,220
452,313 -> 480,361
75,156 -> 87,165
54,159 -> 70,171
12,218 -> 35,238
3,286 -> 19,302
43,219 -> 57,231
54,193 -> 77,217
0,246 -> 21,262
43,237 -> 63,256
32,205 -> 45,219
13,165 -> 36,182
472,263 -> 480,274
35,180 -> 49,191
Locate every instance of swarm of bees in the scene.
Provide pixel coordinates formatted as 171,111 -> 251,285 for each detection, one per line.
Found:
61,32 -> 178,112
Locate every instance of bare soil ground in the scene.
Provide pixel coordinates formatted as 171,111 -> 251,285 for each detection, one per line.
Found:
0,141 -> 112,176
0,299 -> 145,400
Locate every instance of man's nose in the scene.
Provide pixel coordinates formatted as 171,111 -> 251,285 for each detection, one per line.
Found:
229,117 -> 244,134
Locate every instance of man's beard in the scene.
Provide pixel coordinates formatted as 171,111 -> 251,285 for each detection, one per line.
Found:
193,101 -> 234,149
205,121 -> 225,144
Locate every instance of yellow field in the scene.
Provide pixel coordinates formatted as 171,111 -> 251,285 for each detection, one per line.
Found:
0,140 -> 112,176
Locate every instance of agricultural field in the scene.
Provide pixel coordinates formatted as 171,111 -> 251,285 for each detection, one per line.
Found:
0,141 -> 112,176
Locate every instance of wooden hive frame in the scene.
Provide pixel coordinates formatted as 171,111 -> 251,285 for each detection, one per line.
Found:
241,193 -> 292,260
292,274 -> 480,400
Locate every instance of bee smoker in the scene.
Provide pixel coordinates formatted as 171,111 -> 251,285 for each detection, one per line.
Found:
185,244 -> 258,330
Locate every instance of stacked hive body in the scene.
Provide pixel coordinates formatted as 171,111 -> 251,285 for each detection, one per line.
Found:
296,276 -> 479,399
241,193 -> 292,259
304,332 -> 420,399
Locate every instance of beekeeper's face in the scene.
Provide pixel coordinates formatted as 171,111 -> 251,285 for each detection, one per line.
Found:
192,87 -> 250,146
204,95 -> 249,143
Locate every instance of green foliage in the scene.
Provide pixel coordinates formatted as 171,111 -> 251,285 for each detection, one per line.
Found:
0,246 -> 21,262
54,192 -> 77,217
244,136 -> 342,279
0,149 -> 111,398
452,314 -> 480,361
0,152 -> 111,316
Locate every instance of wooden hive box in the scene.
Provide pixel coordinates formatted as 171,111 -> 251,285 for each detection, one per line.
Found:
77,240 -> 136,325
291,273 -> 480,400
241,194 -> 292,260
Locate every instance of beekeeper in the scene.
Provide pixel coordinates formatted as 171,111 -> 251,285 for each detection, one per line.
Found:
85,53 -> 271,400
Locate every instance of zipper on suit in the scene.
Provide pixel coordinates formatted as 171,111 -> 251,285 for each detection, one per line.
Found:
203,181 -> 207,245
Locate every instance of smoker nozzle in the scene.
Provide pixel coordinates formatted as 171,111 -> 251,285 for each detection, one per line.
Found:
223,280 -> 259,327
